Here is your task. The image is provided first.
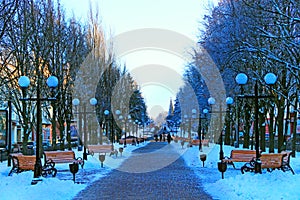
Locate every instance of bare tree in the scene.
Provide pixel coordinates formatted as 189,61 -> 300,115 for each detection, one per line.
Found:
194,0 -> 300,153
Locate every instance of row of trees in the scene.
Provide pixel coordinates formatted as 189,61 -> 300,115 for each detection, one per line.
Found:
0,0 -> 148,154
171,0 -> 300,155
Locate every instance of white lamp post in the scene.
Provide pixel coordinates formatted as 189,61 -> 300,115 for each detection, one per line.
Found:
115,110 -> 121,142
72,97 -> 97,160
208,96 -> 234,160
104,109 -> 112,145
236,72 -> 277,173
18,75 -> 58,184
197,108 -> 209,152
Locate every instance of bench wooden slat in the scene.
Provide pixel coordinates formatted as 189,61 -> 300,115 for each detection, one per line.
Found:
16,155 -> 36,171
260,153 -> 284,169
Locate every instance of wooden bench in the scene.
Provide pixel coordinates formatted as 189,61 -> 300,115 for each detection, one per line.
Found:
87,145 -> 114,156
191,139 -> 209,147
222,150 -> 258,169
241,153 -> 285,174
43,151 -> 84,169
8,153 -> 57,177
119,139 -> 136,145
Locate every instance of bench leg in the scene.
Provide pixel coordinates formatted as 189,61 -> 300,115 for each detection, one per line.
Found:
281,164 -> 295,175
289,166 -> 295,175
42,167 -> 57,177
225,161 -> 236,169
75,157 -> 84,169
79,162 -> 84,169
42,160 -> 57,177
231,162 -> 236,169
8,167 -> 17,176
241,162 -> 255,174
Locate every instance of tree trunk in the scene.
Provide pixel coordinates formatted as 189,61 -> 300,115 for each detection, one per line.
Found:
259,113 -> 266,152
22,132 -> 29,155
292,95 -> 298,157
283,106 -> 290,151
277,100 -> 285,153
243,106 -> 250,149
66,119 -> 71,150
269,108 -> 275,153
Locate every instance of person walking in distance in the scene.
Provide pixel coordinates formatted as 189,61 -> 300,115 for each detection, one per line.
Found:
167,133 -> 171,144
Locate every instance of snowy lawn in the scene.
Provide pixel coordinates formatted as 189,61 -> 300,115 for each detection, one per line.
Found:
182,143 -> 300,200
0,141 -> 299,200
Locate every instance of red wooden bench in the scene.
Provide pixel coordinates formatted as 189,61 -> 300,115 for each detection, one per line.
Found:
8,153 -> 56,177
191,139 -> 209,147
222,150 -> 257,169
44,151 -> 84,169
87,145 -> 114,156
241,153 -> 284,174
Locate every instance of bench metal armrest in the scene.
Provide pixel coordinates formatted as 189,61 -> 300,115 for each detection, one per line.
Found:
223,156 -> 231,160
42,160 -> 57,177
75,157 -> 84,168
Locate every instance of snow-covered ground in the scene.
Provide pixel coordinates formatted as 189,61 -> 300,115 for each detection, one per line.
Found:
0,141 -> 299,200
184,144 -> 300,200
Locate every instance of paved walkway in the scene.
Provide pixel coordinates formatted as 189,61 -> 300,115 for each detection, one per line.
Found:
73,142 -> 212,200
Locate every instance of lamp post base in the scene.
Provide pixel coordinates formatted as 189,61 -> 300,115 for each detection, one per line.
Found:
83,147 -> 88,160
33,162 -> 42,178
31,178 -> 42,185
254,160 -> 262,174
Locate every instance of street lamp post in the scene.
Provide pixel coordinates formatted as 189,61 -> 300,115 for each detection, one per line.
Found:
142,122 -> 145,142
115,110 -> 121,143
208,96 -> 234,160
192,109 -> 197,143
72,97 -> 97,160
135,119 -> 138,140
138,121 -> 142,135
104,110 -> 114,146
198,108 -> 208,152
124,115 -> 131,147
18,75 -> 58,184
235,72 -> 277,173
118,114 -> 124,144
183,114 -> 189,139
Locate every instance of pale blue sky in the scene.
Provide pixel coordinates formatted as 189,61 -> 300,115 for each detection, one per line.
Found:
62,0 -> 216,39
60,0 -> 218,118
